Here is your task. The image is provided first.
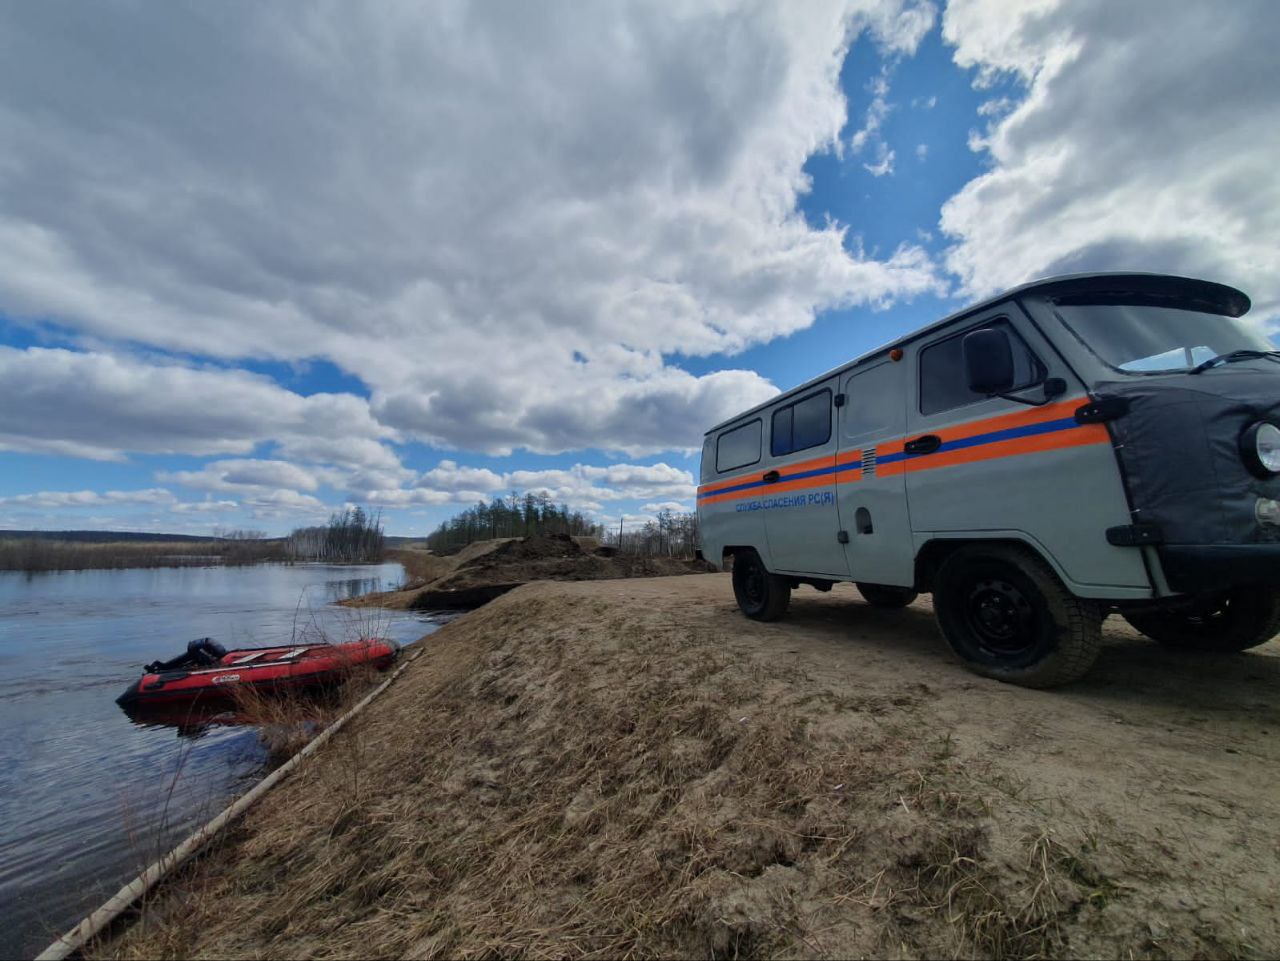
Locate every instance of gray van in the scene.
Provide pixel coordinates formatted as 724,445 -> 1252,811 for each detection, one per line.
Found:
697,273 -> 1280,686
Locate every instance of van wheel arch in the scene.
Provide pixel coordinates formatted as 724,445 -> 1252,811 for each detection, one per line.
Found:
914,537 -> 1061,594
721,545 -> 758,571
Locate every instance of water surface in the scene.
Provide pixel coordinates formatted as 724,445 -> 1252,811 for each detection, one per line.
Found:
0,563 -> 450,959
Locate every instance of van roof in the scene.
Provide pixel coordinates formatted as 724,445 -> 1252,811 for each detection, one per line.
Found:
703,271 -> 1250,436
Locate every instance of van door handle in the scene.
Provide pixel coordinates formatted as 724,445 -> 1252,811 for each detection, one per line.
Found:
762,470 -> 781,483
904,434 -> 941,455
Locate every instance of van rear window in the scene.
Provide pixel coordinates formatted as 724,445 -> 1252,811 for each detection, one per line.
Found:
771,390 -> 831,457
716,420 -> 761,473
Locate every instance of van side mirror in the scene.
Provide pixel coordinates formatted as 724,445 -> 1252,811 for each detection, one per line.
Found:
963,327 -> 1015,395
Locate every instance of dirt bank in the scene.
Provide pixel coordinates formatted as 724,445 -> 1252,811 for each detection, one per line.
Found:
99,576 -> 1280,959
362,534 -> 711,610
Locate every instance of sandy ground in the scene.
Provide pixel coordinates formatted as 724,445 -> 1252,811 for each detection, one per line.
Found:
98,575 -> 1280,959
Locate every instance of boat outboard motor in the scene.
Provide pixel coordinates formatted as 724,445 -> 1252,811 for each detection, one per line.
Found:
187,637 -> 227,665
144,637 -> 228,673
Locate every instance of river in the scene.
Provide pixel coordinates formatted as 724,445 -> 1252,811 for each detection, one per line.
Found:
0,562 -> 451,959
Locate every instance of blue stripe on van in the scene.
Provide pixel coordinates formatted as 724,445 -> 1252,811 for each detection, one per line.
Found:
699,414 -> 1087,499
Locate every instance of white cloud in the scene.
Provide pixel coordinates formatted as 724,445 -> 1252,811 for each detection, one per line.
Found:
416,460 -> 508,495
0,488 -> 176,509
0,2 -> 945,458
240,489 -> 328,521
159,459 -> 319,493
0,347 -> 397,464
915,143 -> 928,161
940,0 -> 1280,322
358,460 -> 697,517
864,146 -> 896,177
171,499 -> 239,514
849,70 -> 895,158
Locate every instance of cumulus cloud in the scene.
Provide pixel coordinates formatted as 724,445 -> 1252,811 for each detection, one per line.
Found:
416,461 -> 509,495
360,460 -> 696,515
0,347 -> 397,464
0,488 -> 176,508
159,459 -> 319,493
940,0 -> 1280,322
171,499 -> 239,514
0,1 -> 944,458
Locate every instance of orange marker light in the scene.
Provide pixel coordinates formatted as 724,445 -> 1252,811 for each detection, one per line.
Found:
890,348 -> 904,362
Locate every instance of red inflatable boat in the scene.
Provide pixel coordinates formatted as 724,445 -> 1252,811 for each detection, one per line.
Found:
116,636 -> 399,707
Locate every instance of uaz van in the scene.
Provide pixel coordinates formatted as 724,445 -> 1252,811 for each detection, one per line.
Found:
697,273 -> 1280,687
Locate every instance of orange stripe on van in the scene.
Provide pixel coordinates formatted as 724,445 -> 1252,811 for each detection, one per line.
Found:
901,420 -> 1109,474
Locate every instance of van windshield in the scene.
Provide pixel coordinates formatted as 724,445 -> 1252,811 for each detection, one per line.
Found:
1053,301 -> 1273,374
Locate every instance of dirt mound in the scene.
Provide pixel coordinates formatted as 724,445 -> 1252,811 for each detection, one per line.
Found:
462,531 -> 586,564
97,577 -> 1280,959
350,535 -> 711,610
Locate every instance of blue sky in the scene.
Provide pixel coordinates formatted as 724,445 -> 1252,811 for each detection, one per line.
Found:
0,1 -> 1276,536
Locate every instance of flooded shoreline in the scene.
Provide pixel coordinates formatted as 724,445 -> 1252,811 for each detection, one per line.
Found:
0,562 -> 450,960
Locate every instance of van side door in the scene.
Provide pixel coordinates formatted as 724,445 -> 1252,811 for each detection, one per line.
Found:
761,380 -> 847,576
837,359 -> 915,587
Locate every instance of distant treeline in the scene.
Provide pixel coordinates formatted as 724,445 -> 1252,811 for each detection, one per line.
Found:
286,507 -> 385,563
609,509 -> 700,559
0,529 -> 217,543
0,533 -> 287,572
427,493 -> 603,552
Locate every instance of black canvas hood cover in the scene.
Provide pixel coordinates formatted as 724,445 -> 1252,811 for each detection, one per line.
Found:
1096,368 -> 1280,545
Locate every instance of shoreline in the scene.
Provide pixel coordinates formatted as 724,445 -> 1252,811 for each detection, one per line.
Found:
91,575 -> 1280,959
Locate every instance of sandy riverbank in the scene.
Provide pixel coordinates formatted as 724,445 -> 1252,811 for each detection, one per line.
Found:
96,575 -> 1280,959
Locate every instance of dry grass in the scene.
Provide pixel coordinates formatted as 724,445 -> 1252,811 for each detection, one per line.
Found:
385,548 -> 457,588
93,586 -> 1138,961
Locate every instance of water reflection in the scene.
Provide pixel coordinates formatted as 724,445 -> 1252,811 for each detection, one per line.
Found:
120,700 -> 246,738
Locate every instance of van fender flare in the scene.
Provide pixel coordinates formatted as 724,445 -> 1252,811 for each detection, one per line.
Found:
913,531 -> 1150,600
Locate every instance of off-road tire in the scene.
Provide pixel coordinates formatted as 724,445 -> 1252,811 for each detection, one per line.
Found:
933,544 -> 1102,687
731,549 -> 791,622
857,582 -> 919,609
1123,591 -> 1280,653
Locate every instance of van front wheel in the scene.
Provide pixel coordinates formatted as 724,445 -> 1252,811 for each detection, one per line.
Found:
933,545 -> 1102,687
731,549 -> 791,622
1123,591 -> 1280,653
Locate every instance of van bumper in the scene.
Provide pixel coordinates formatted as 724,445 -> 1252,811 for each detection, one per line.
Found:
1159,544 -> 1280,593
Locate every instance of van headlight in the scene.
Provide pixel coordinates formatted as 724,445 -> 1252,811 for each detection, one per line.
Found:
1242,422 -> 1280,477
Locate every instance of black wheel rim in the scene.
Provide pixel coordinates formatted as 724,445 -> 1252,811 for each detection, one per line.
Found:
1179,595 -> 1233,634
742,558 -> 766,607
962,577 -> 1037,657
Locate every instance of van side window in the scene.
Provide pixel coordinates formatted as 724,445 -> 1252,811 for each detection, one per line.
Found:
919,319 -> 1045,415
771,390 -> 831,457
716,419 -> 761,472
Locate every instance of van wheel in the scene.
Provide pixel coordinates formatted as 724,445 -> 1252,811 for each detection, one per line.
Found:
731,549 -> 791,621
1123,591 -> 1280,653
933,545 -> 1102,687
857,583 -> 919,609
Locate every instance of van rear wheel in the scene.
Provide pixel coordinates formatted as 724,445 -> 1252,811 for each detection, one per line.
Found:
731,549 -> 791,622
933,545 -> 1102,687
857,583 -> 919,609
1123,591 -> 1280,653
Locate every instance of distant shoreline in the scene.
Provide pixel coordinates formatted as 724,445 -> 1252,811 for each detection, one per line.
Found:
0,536 -> 287,572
